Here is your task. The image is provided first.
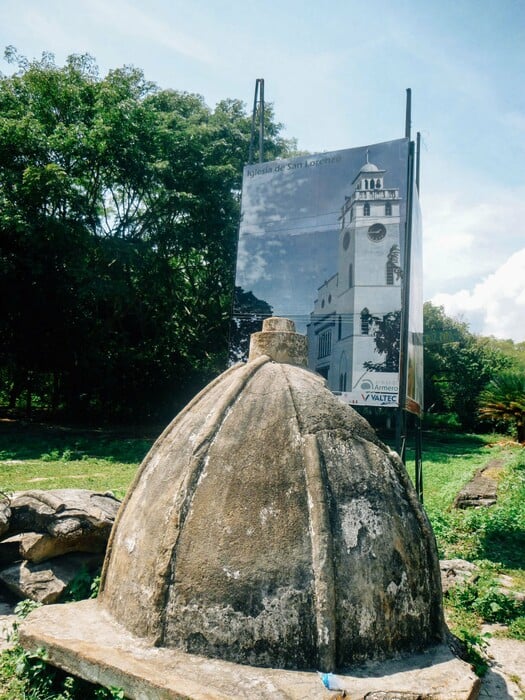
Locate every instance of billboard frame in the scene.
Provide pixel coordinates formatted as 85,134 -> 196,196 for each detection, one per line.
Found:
243,82 -> 424,500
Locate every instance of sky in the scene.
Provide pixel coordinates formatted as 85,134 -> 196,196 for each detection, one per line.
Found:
1,0 -> 525,341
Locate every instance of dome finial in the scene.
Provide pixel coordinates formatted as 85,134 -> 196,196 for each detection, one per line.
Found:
248,317 -> 308,366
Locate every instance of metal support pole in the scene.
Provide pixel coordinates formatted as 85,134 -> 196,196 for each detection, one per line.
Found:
397,89 -> 413,460
395,409 -> 407,463
415,415 -> 423,502
259,79 -> 265,164
396,139 -> 415,463
248,79 -> 265,165
415,129 -> 423,501
416,131 -> 421,195
405,88 -> 412,140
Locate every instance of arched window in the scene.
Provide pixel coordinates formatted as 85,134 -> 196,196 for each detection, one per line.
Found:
385,201 -> 392,216
376,179 -> 381,189
361,308 -> 370,335
364,179 -> 368,189
349,263 -> 353,288
370,179 -> 375,190
363,202 -> 370,216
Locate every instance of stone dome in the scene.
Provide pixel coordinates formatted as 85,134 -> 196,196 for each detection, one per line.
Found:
99,319 -> 443,672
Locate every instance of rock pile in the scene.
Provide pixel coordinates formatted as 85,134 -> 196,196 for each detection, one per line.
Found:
453,459 -> 504,509
0,490 -> 120,604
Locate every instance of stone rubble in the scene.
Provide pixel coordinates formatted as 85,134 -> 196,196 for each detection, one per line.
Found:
0,489 -> 120,603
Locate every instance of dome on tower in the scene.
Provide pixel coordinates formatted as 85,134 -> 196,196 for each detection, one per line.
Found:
99,318 -> 444,672
360,161 -> 380,172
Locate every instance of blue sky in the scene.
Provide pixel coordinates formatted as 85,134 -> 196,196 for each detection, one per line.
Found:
2,0 -> 525,340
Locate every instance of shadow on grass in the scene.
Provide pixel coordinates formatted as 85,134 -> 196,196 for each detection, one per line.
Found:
420,431 -> 489,456
380,429 -> 489,462
0,419 -> 155,464
477,530 -> 525,570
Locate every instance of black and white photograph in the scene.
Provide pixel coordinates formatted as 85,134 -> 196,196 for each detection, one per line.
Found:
233,138 -> 410,406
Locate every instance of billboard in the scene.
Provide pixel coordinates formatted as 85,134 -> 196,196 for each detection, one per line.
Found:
232,138 -> 411,408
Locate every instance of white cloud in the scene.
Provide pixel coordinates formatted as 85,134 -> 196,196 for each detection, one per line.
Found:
422,178 -> 525,300
432,248 -> 525,341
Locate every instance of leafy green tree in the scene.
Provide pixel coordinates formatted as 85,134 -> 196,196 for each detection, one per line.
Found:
0,48 -> 293,420
363,310 -> 400,372
478,370 -> 525,443
423,303 -> 511,430
483,337 -> 525,372
229,286 -> 274,362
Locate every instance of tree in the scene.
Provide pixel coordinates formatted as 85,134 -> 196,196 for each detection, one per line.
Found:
483,337 -> 525,372
229,287 -> 273,362
423,303 -> 512,429
0,48 -> 293,420
363,310 -> 400,372
478,371 -> 525,443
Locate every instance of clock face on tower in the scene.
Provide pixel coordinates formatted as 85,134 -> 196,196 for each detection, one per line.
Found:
367,223 -> 386,242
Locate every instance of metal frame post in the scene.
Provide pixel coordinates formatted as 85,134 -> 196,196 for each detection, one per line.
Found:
249,79 -> 265,165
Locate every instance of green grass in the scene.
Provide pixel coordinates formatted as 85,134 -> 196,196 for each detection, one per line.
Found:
402,431 -> 525,653
0,422 -> 153,499
412,436 -> 525,568
405,431 -> 509,511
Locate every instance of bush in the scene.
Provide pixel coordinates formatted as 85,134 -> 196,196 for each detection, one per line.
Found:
508,616 -> 525,640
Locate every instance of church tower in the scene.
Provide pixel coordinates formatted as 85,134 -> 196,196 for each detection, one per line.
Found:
308,154 -> 402,400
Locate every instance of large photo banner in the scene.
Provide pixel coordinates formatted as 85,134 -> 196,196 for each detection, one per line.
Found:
231,138 -> 410,407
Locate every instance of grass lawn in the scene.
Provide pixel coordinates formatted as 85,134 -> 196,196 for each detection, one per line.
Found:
0,420 -> 154,499
406,431 -> 506,511
407,432 -> 525,568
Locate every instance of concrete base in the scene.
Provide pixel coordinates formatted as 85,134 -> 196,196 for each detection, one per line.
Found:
20,600 -> 480,700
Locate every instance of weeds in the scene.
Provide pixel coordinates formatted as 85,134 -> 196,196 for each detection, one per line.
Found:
456,628 -> 491,676
62,567 -> 101,602
508,617 -> 525,640
431,451 -> 525,572
0,600 -> 124,699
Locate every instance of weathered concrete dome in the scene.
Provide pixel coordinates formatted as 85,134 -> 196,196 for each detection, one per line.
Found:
99,319 -> 443,672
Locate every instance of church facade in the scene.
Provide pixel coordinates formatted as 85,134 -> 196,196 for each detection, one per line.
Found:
306,156 -> 403,406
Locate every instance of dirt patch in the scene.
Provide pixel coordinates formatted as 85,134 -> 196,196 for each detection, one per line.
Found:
26,474 -> 106,483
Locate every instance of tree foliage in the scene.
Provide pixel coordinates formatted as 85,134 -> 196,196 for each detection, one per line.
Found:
423,303 -> 513,430
229,287 -> 273,363
363,310 -> 400,373
0,48 -> 293,421
478,371 -> 525,443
